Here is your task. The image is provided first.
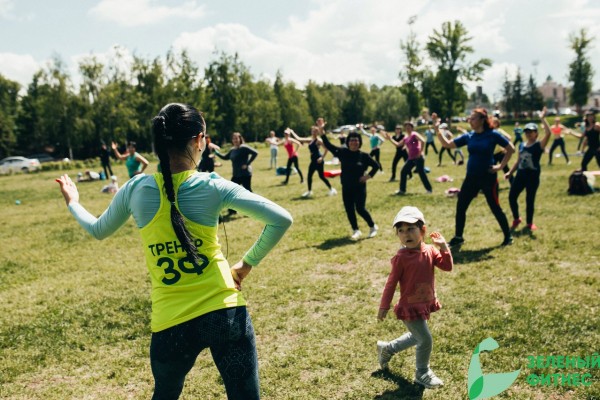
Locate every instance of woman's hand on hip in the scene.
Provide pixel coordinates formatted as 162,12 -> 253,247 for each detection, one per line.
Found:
231,260 -> 253,290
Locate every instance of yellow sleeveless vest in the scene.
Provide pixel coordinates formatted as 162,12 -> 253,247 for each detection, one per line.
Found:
140,171 -> 245,332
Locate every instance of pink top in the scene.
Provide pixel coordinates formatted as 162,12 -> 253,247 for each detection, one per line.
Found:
284,140 -> 297,158
379,242 -> 453,320
404,132 -> 422,160
551,126 -> 562,137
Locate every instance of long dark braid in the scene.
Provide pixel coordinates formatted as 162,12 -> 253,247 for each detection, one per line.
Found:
152,104 -> 205,263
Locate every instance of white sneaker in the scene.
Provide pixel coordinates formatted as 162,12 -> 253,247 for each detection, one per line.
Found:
328,187 -> 337,196
368,224 -> 378,238
415,370 -> 444,389
351,230 -> 362,240
302,190 -> 313,198
377,341 -> 392,370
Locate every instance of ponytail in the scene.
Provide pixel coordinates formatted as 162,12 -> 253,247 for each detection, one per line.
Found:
152,105 -> 205,264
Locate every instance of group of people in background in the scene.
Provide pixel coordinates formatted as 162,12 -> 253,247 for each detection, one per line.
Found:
98,108 -> 600,246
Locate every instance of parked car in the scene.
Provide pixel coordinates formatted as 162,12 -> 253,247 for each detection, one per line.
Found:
0,156 -> 42,174
332,124 -> 357,133
27,153 -> 55,163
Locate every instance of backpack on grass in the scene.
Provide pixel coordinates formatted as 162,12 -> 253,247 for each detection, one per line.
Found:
567,171 -> 594,195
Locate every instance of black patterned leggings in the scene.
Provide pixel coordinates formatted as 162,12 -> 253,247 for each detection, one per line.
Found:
150,306 -> 259,400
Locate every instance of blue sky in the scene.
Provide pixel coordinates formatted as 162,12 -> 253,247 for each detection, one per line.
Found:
1,0 -> 599,104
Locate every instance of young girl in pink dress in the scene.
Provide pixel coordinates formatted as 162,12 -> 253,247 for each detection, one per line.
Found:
377,206 -> 453,389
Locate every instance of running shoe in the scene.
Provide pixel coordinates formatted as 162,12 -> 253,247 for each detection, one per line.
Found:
448,236 -> 464,247
377,341 -> 392,370
501,236 -> 514,246
415,370 -> 444,389
328,188 -> 337,196
302,190 -> 313,198
527,223 -> 538,231
368,224 -> 378,238
511,217 -> 522,230
351,230 -> 362,240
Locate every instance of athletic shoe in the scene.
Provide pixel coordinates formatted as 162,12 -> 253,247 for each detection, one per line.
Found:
415,370 -> 444,389
448,236 -> 464,247
527,223 -> 538,231
394,190 -> 406,195
328,188 -> 337,196
302,190 -> 313,198
368,224 -> 378,238
501,236 -> 514,246
377,341 -> 392,370
511,217 -> 522,230
351,230 -> 362,240
388,177 -> 396,182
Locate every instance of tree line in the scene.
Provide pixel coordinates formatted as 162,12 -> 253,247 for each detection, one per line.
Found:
0,22 -> 594,160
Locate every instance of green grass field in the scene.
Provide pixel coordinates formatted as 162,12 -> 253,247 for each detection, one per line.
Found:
1,134 -> 599,399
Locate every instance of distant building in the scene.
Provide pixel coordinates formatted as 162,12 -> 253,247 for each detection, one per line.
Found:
538,76 -> 569,109
586,89 -> 600,109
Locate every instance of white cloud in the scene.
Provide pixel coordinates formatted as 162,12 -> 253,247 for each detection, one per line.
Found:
172,23 -> 376,86
0,0 -> 13,18
0,53 -> 40,87
89,0 -> 206,27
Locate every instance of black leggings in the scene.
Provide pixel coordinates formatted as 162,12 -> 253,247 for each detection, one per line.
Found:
390,149 -> 409,180
455,173 -> 510,239
425,141 -> 438,155
509,171 -> 540,225
549,138 -> 569,164
370,148 -> 382,171
307,159 -> 331,191
342,184 -> 374,231
581,148 -> 600,171
400,157 -> 432,193
228,176 -> 252,215
284,156 -> 303,183
438,148 -> 456,166
150,307 -> 259,400
102,163 -> 113,178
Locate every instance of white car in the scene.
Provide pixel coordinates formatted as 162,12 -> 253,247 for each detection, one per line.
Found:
0,156 -> 42,174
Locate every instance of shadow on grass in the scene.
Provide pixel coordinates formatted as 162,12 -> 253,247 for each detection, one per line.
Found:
371,369 -> 425,399
315,236 -> 356,250
512,228 -> 537,240
451,246 -> 495,264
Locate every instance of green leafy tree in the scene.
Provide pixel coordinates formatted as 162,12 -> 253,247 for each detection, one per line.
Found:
373,86 -> 409,129
342,82 -> 370,124
273,71 -> 312,133
501,69 -> 513,118
512,68 -> 523,118
240,79 -> 281,141
399,31 -> 423,118
426,20 -> 491,118
16,72 -> 45,155
205,52 -> 249,141
0,75 -> 21,157
318,83 -> 346,128
421,69 -> 444,116
568,28 -> 594,115
524,74 -> 544,118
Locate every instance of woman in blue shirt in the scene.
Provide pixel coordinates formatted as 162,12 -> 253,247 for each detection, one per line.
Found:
435,109 -> 515,248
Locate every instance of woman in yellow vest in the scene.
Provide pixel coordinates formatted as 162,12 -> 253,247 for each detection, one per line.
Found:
56,103 -> 292,399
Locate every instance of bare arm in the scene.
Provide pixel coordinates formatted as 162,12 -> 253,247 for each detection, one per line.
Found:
434,120 -> 457,149
539,109 -> 552,150
135,153 -> 149,175
289,129 -> 311,143
111,142 -> 128,161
